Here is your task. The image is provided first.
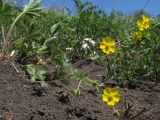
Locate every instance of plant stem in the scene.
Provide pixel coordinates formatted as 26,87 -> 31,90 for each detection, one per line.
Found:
7,11 -> 25,40
2,11 -> 25,53
77,79 -> 82,90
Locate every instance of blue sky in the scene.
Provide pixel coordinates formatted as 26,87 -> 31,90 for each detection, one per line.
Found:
22,0 -> 160,16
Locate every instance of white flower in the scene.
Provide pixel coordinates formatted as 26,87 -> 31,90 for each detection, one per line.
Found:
66,48 -> 73,51
10,50 -> 15,57
83,38 -> 95,46
82,43 -> 89,50
84,38 -> 92,41
90,40 -> 95,45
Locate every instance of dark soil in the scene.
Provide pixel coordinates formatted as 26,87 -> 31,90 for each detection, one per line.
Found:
0,61 -> 160,120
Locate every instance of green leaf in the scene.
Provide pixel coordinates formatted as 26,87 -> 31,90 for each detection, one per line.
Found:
26,64 -> 37,81
45,36 -> 57,43
26,64 -> 47,83
50,23 -> 61,36
23,0 -> 42,16
36,65 -> 46,81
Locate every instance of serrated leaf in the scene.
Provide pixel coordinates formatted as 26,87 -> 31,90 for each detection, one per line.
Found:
26,64 -> 37,81
26,64 -> 47,82
31,76 -> 36,81
26,64 -> 36,75
23,0 -> 42,16
36,65 -> 46,81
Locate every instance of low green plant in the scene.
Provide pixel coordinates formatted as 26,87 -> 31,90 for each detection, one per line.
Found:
26,63 -> 48,87
0,0 -> 42,61
74,74 -> 100,96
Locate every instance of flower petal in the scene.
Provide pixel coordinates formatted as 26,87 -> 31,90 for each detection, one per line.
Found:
104,87 -> 112,95
113,94 -> 120,102
99,41 -> 107,49
107,101 -> 116,106
109,46 -> 116,53
102,94 -> 109,102
142,15 -> 150,22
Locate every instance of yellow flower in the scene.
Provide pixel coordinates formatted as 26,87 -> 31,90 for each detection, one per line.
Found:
134,31 -> 142,40
99,37 -> 116,55
137,15 -> 150,31
102,87 -> 120,106
142,15 -> 150,23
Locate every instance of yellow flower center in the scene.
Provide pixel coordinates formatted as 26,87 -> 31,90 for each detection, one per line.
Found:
108,96 -> 113,102
105,45 -> 109,51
